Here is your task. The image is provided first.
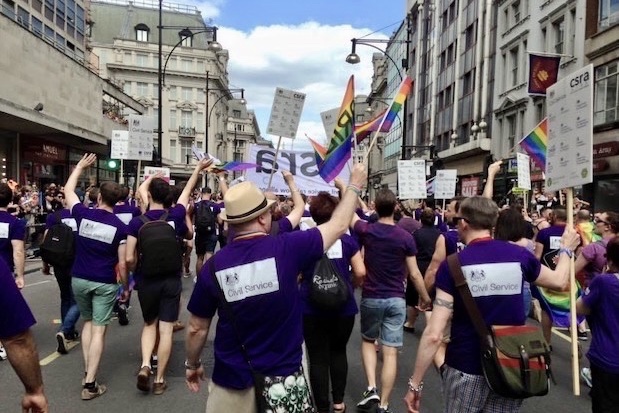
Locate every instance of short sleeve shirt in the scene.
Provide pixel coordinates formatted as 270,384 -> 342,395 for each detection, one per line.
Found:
353,221 -> 417,299
0,211 -> 26,271
70,203 -> 128,284
436,238 -> 541,375
581,273 -> 619,374
0,257 -> 35,338
45,209 -> 77,232
535,225 -> 565,269
113,204 -> 142,226
188,228 -> 324,390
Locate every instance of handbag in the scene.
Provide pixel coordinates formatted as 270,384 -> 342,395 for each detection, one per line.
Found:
308,254 -> 349,311
209,259 -> 315,412
447,254 -> 553,399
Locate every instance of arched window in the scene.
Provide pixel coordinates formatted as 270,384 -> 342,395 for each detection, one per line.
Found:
179,29 -> 192,47
135,23 -> 149,42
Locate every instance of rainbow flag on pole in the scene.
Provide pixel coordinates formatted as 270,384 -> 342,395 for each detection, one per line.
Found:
519,118 -> 547,172
355,108 -> 388,143
382,76 -> 413,131
316,75 -> 355,183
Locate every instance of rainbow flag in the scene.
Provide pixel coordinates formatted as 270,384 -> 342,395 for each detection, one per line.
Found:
519,118 -> 547,172
316,76 -> 355,183
381,76 -> 413,133
210,161 -> 257,173
355,108 -> 388,143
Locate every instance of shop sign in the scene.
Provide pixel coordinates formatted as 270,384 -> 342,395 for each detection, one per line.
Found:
23,142 -> 66,162
593,141 -> 619,159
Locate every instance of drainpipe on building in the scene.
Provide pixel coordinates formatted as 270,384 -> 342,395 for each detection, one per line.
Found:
472,0 -> 485,135
428,4 -> 440,149
479,0 -> 494,138
412,6 -> 423,147
451,0 -> 467,144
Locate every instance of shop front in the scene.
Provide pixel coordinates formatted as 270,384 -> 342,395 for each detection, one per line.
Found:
583,138 -> 619,212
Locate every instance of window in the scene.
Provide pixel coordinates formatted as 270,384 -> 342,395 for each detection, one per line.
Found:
445,86 -> 453,107
512,1 -> 521,24
169,140 -> 177,163
32,16 -> 43,36
44,25 -> 54,43
463,70 -> 474,94
181,87 -> 192,101
465,23 -> 475,49
541,28 -> 547,52
75,4 -> 84,43
44,0 -> 53,21
507,115 -> 516,148
510,46 -> 519,86
196,112 -> 203,132
599,0 -> 619,29
123,81 -> 131,95
169,87 -> 177,100
569,9 -> 576,56
180,110 -> 193,128
179,29 -> 192,47
17,6 -> 29,27
180,59 -> 192,71
136,82 -> 148,96
55,33 -> 65,51
232,109 -> 241,118
32,0 -> 42,13
535,99 -> 546,123
594,61 -> 619,125
169,110 -> 177,129
135,23 -> 149,42
180,140 -> 192,164
136,54 -> 148,67
552,17 -> 565,54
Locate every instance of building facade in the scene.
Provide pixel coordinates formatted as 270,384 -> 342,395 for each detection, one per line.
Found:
89,0 -> 257,183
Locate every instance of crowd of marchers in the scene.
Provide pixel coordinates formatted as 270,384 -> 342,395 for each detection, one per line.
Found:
0,156 -> 617,413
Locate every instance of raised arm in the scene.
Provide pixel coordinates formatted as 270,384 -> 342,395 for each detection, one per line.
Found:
482,159 -> 502,199
216,171 -> 228,196
334,177 -> 360,228
281,170 -> 304,228
137,172 -> 163,213
65,154 -> 97,209
317,164 -> 367,252
177,158 -> 213,208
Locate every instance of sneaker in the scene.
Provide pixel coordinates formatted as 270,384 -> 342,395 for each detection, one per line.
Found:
357,387 -> 380,409
56,332 -> 69,354
378,406 -> 394,413
183,270 -> 192,278
578,331 -> 588,341
81,383 -> 107,400
581,367 -> 593,388
0,346 -> 7,360
150,355 -> 158,372
117,303 -> 129,326
152,381 -> 168,395
137,366 -> 152,392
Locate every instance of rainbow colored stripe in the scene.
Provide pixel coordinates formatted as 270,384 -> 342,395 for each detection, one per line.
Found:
211,161 -> 257,173
519,118 -> 547,172
383,76 -> 412,132
355,108 -> 388,143
316,75 -> 354,182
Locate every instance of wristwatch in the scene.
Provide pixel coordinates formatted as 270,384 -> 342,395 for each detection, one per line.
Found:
184,359 -> 202,370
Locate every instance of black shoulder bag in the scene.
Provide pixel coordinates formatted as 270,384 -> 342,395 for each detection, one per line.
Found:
447,253 -> 552,399
209,259 -> 315,413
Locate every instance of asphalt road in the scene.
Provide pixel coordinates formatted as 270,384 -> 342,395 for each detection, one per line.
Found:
0,259 -> 593,413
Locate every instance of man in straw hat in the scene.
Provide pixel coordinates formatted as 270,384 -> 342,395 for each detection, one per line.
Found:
184,163 -> 367,412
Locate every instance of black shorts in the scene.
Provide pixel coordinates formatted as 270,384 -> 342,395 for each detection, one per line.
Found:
195,232 -> 218,255
137,277 -> 182,323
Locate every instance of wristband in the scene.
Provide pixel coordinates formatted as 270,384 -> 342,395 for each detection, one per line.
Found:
184,359 -> 202,370
346,185 -> 361,196
558,247 -> 573,258
407,378 -> 424,393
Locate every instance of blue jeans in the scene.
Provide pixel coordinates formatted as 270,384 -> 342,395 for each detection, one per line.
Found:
55,265 -> 80,337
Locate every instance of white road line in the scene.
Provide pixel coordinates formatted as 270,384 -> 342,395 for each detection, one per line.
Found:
40,341 -> 80,366
23,280 -> 51,288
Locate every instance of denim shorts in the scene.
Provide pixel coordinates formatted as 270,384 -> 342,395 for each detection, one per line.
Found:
360,297 -> 406,347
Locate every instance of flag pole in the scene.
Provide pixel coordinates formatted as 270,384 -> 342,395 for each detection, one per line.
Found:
565,187 -> 580,396
267,136 -> 283,190
363,114 -> 390,164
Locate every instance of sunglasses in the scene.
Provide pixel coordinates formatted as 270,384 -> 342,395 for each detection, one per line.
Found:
453,216 -> 470,224
594,217 -> 609,225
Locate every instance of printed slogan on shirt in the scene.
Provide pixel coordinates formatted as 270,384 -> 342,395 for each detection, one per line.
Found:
462,262 -> 523,298
216,257 -> 280,303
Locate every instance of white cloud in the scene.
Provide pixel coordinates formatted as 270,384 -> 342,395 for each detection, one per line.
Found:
191,0 -> 224,22
217,22 -> 387,143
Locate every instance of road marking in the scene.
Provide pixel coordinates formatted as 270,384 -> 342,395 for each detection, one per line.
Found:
24,280 -> 51,288
40,341 -> 80,366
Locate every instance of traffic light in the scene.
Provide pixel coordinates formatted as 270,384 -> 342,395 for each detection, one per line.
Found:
106,159 -> 120,171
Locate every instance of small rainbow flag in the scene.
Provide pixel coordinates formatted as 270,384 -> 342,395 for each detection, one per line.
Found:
210,161 -> 257,173
355,108 -> 388,143
382,76 -> 413,133
519,118 -> 547,172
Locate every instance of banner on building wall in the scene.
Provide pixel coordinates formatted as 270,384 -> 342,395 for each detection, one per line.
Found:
527,53 -> 561,96
244,144 -> 349,196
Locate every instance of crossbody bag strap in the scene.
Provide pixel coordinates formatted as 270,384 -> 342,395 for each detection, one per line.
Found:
208,258 -> 258,375
447,253 -> 492,346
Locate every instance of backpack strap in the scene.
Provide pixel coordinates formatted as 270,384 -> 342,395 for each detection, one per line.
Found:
55,210 -> 63,225
159,211 -> 169,222
138,215 -> 151,225
447,253 -> 492,347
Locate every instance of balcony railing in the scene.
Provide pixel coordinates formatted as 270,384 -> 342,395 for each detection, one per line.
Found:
178,126 -> 196,137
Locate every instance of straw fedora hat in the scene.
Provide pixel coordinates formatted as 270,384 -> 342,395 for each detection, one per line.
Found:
220,181 -> 276,224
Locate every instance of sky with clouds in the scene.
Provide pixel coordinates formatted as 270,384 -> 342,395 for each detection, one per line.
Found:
187,0 -> 407,149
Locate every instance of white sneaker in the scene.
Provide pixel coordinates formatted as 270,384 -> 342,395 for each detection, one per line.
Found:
581,367 -> 593,388
0,346 -> 7,360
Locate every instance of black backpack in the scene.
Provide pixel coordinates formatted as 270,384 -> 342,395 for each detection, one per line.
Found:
40,211 -> 75,268
308,254 -> 349,311
137,212 -> 183,278
195,201 -> 216,233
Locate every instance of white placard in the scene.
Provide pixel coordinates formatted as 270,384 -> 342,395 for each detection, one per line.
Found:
397,160 -> 427,200
128,114 -> 155,161
320,107 -> 339,139
545,65 -> 594,192
517,153 -> 532,190
244,144 -> 348,196
266,88 -> 306,138
433,169 -> 457,199
143,166 -> 171,182
111,130 -> 129,159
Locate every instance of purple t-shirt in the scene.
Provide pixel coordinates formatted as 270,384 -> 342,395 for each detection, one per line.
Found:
0,211 -> 26,271
300,234 -> 360,317
443,227 -> 460,255
187,228 -> 324,390
45,209 -> 77,232
581,239 -> 609,277
397,216 -> 421,235
128,205 -> 188,279
113,203 -> 142,225
0,257 -> 35,338
535,225 -> 565,269
436,239 -> 541,375
581,273 -> 619,374
353,221 -> 417,299
70,203 -> 128,284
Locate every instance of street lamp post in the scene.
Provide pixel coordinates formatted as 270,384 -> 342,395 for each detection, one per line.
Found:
157,0 -> 221,166
205,87 -> 245,158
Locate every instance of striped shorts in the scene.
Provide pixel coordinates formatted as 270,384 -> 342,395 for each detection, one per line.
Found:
442,364 -> 524,413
